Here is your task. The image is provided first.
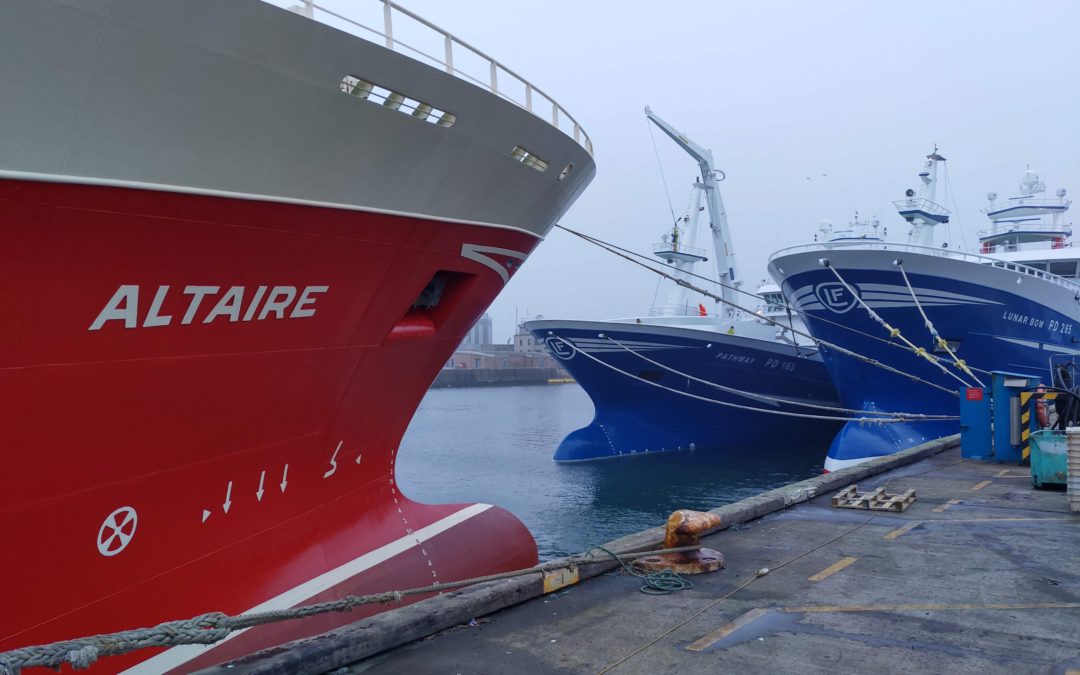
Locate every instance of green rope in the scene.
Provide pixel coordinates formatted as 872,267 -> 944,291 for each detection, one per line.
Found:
587,545 -> 694,595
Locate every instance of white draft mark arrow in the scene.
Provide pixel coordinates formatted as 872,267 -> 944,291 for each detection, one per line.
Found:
201,509 -> 211,523
223,481 -> 233,514
256,470 -> 266,502
323,441 -> 342,479
280,464 -> 289,493
355,451 -> 362,465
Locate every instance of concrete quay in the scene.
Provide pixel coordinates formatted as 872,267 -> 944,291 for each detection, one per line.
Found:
208,437 -> 1080,674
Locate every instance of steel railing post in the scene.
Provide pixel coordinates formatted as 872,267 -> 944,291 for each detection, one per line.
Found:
383,0 -> 393,48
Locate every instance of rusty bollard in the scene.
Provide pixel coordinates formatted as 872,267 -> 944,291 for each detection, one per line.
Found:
635,509 -> 724,574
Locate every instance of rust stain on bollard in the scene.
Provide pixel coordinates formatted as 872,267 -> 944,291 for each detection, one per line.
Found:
635,509 -> 724,574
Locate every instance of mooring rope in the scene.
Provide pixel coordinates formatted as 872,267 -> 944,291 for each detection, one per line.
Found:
588,545 -> 694,595
552,225 -> 959,397
555,223 -> 992,377
646,118 -> 680,229
551,337 -> 957,424
597,334 -> 959,420
821,260 -> 976,390
0,545 -> 699,674
893,259 -> 985,387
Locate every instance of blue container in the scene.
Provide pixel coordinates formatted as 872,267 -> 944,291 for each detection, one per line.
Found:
1029,430 -> 1069,488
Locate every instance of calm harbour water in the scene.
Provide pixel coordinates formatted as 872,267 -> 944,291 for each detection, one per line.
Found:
396,384 -> 825,560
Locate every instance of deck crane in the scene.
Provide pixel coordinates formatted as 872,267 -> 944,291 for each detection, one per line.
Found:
645,106 -> 740,312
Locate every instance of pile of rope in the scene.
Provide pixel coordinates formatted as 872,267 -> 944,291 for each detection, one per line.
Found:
589,545 -> 694,595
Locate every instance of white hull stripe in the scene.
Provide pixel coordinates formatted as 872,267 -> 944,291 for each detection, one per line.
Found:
0,169 -> 544,241
460,244 -> 528,285
562,338 -> 694,351
793,287 -> 1001,311
798,300 -> 994,311
993,335 -> 1080,354
792,282 -> 1002,309
123,503 -> 495,674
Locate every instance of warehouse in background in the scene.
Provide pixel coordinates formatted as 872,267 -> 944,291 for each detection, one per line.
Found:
432,315 -> 572,388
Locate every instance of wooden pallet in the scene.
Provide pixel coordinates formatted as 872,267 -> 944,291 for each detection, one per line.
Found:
831,485 -> 916,513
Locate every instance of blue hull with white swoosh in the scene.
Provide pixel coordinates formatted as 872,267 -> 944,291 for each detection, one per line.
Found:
769,243 -> 1080,471
524,318 -> 842,462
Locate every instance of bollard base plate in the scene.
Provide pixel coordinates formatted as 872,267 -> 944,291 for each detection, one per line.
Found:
635,548 -> 724,574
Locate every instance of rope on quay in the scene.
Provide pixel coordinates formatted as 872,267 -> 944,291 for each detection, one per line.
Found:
0,545 -> 700,674
589,545 -> 694,595
595,514 -> 879,675
554,224 -> 993,378
554,224 -> 962,397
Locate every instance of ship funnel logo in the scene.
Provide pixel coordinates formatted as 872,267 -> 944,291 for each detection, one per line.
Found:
546,336 -> 576,360
814,282 -> 860,314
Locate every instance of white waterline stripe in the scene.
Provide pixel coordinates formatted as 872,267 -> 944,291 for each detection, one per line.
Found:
123,503 -> 494,674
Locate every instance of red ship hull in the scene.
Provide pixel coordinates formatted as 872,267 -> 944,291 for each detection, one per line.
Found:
0,177 -> 540,672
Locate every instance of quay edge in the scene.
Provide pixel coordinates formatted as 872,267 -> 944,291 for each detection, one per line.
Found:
198,434 -> 959,675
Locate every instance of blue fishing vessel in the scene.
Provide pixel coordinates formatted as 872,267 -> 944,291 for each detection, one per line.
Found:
770,153 -> 1077,470
528,108 -> 841,462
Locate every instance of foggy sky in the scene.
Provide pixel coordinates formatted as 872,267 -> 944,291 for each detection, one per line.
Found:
305,0 -> 1080,342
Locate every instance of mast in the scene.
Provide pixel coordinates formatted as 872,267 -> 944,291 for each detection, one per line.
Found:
893,147 -> 950,247
645,106 -> 739,311
654,183 -> 706,316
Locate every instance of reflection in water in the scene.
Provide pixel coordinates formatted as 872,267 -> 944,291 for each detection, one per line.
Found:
396,385 -> 825,560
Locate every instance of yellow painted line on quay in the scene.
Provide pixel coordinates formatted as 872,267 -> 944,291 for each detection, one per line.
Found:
993,469 -> 1030,479
971,480 -> 992,491
808,556 -> 858,582
932,499 -> 961,513
685,608 -> 769,652
686,603 -> 1080,651
883,521 -> 923,540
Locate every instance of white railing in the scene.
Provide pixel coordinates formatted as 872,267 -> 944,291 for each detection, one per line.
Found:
892,197 -> 949,218
769,240 -> 1080,293
652,242 -> 707,258
984,197 -> 1071,215
647,305 -> 699,318
978,221 -> 1073,239
276,0 -> 592,156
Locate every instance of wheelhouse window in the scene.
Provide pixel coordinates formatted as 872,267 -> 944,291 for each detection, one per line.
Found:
1048,260 -> 1078,278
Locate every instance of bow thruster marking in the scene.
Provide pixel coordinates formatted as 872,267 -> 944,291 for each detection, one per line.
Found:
97,506 -> 138,557
324,441 -> 342,479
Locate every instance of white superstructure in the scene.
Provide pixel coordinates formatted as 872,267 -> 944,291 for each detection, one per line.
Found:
892,148 -> 950,247
980,168 -> 1074,276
